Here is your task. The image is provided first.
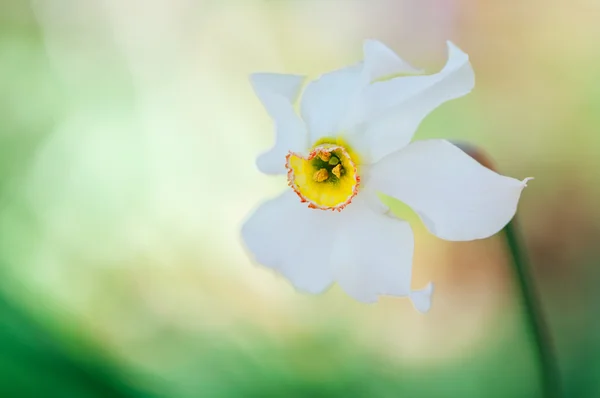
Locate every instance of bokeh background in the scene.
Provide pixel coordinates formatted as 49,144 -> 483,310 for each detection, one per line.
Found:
1,0 -> 599,397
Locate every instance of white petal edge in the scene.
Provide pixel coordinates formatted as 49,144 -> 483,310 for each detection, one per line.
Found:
343,41 -> 475,163
410,282 -> 434,313
362,39 -> 422,82
329,196 -> 431,308
250,74 -> 308,175
254,92 -> 308,175
250,73 -> 305,110
241,190 -> 339,294
300,63 -> 365,143
367,139 -> 532,241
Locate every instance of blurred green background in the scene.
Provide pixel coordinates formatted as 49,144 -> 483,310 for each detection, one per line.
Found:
1,0 -> 600,397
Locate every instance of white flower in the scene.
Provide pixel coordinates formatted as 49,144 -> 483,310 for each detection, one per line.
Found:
242,40 -> 530,312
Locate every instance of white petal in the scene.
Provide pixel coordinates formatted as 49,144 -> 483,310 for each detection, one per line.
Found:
409,282 -> 434,313
254,93 -> 308,175
362,39 -> 422,82
330,196 -> 429,305
241,191 -> 339,294
300,63 -> 365,142
344,41 -> 475,163
250,74 -> 308,175
250,73 -> 305,109
368,140 -> 532,241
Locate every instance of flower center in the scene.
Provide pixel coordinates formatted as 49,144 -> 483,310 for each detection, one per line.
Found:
286,139 -> 360,211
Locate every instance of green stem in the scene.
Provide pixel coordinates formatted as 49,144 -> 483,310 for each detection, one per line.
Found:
504,220 -> 562,398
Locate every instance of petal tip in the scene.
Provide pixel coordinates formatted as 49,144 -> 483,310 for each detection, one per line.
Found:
446,40 -> 465,55
363,38 -> 384,51
409,282 -> 434,313
444,41 -> 471,69
248,72 -> 267,90
249,73 -> 307,103
522,177 -> 534,187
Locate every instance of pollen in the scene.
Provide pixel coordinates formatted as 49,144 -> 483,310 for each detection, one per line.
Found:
331,164 -> 342,179
285,139 -> 361,211
318,151 -> 331,162
313,168 -> 329,182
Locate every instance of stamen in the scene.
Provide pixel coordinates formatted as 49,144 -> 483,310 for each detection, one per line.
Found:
332,164 -> 342,179
328,156 -> 340,166
318,151 -> 331,162
313,168 -> 329,182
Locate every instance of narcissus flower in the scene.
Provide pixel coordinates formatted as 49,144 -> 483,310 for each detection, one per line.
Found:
242,40 -> 531,312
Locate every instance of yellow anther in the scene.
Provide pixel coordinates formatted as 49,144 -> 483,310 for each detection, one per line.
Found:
332,164 -> 342,179
313,168 -> 329,182
318,151 -> 332,162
